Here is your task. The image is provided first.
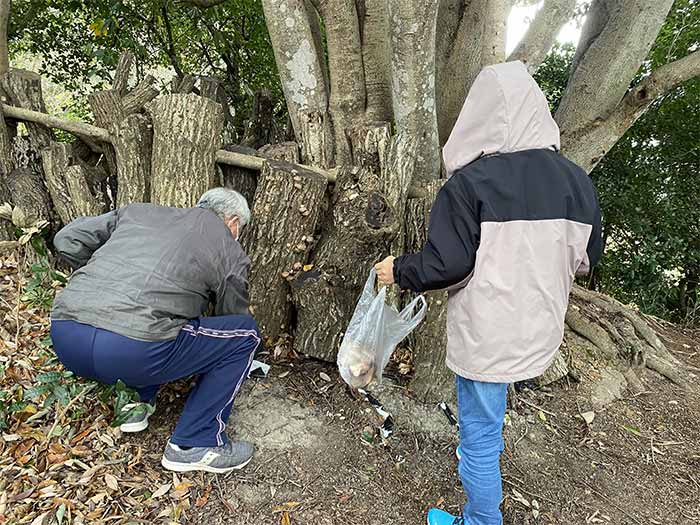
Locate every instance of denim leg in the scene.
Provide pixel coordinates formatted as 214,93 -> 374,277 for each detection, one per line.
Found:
456,375 -> 508,525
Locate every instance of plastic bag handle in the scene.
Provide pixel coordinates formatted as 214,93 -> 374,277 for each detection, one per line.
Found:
399,295 -> 428,326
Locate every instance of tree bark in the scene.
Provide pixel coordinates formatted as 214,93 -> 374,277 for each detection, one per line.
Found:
404,180 -> 451,401
122,75 -> 159,115
261,0 -> 331,166
360,0 -> 393,123
40,142 -> 107,224
242,89 -> 277,149
0,105 -> 12,240
556,0 -> 674,166
507,0 -> 576,73
6,166 -> 52,228
220,144 -> 259,207
436,0 -> 507,145
113,113 -> 153,206
148,94 -> 224,207
388,0 -> 441,181
243,159 -> 328,342
258,141 -> 300,164
112,50 -> 134,96
309,0 -> 366,165
1,69 -> 53,149
0,0 -> 10,78
291,165 -> 399,360
561,50 -> 700,171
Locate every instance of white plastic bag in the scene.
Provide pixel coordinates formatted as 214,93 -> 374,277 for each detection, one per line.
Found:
337,269 -> 427,388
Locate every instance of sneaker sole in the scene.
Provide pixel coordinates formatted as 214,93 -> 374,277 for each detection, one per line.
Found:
160,455 -> 252,474
120,419 -> 149,433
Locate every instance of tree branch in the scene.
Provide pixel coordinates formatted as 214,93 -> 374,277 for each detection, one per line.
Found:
507,0 -> 576,73
556,0 -> 674,140
561,51 -> 700,172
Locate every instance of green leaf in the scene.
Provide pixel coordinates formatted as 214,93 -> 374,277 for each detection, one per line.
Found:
36,371 -> 63,384
24,384 -> 52,400
623,425 -> 643,437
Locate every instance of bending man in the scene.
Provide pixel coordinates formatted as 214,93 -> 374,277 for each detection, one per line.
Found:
50,188 -> 259,474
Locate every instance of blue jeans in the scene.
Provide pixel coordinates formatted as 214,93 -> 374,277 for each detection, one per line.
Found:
50,315 -> 260,447
457,376 -> 508,525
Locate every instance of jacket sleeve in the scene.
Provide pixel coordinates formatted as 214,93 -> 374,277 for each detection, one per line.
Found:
577,186 -> 603,276
53,210 -> 119,270
393,180 -> 480,293
214,251 -> 252,316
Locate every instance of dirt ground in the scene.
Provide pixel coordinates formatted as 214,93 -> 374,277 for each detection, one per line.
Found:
136,322 -> 700,525
1,252 -> 699,524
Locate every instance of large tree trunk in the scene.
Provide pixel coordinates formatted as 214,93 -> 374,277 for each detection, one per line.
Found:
148,94 -> 224,207
404,181 -> 451,401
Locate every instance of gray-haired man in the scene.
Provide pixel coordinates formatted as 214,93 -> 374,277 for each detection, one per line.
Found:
50,188 -> 260,473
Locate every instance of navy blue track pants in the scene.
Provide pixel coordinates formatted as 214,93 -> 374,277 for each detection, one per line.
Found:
50,315 -> 260,447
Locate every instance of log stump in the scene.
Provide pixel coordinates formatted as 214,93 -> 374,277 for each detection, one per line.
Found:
220,144 -> 259,206
291,166 -> 399,360
243,159 -> 327,343
148,94 -> 224,207
113,114 -> 153,206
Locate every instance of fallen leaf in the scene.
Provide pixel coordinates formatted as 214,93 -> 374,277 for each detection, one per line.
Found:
319,372 -> 331,382
303,264 -> 314,271
195,494 -> 209,507
104,473 -> 119,492
580,411 -> 596,425
281,511 -> 291,525
152,483 -> 172,499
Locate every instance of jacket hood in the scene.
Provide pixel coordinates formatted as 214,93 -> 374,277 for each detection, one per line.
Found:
442,60 -> 560,176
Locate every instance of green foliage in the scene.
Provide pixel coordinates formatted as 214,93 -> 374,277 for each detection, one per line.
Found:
99,379 -> 142,427
10,0 -> 284,134
537,0 -> 700,324
20,259 -> 67,311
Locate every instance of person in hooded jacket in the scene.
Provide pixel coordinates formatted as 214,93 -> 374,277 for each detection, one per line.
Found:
374,61 -> 603,525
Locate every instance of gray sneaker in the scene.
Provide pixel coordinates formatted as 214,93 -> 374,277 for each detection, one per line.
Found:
161,440 -> 254,473
119,402 -> 156,433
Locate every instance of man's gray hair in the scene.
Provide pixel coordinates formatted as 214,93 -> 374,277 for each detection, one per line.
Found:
196,188 -> 251,226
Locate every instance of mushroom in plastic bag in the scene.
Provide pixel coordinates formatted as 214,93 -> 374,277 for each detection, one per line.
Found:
337,269 -> 427,389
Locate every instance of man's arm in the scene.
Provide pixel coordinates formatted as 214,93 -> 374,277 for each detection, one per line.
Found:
392,180 -> 480,293
214,252 -> 251,316
53,210 -> 119,270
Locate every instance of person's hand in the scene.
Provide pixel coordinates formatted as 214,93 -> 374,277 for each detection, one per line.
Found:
375,256 -> 396,286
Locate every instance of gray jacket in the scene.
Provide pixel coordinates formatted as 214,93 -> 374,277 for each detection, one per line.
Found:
51,204 -> 251,342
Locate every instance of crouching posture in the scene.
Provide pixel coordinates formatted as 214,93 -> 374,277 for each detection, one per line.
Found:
50,188 -> 259,473
375,62 -> 603,524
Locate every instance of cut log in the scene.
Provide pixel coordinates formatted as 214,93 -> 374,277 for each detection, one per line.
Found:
299,111 -> 334,169
112,50 -> 134,96
347,123 -> 391,173
220,144 -> 259,206
292,166 -> 400,360
148,94 -> 224,207
171,74 -> 197,94
89,89 -> 125,129
243,159 -> 327,342
0,105 -> 12,240
6,167 -> 52,228
0,69 -> 53,149
113,113 -> 153,206
122,75 -> 159,115
404,180 -> 452,401
41,142 -> 107,224
258,141 -> 299,164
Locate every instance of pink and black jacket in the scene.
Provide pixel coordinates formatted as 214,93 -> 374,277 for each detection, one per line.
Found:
393,61 -> 603,383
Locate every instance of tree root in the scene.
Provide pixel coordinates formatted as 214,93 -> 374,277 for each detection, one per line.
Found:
565,285 -> 690,390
